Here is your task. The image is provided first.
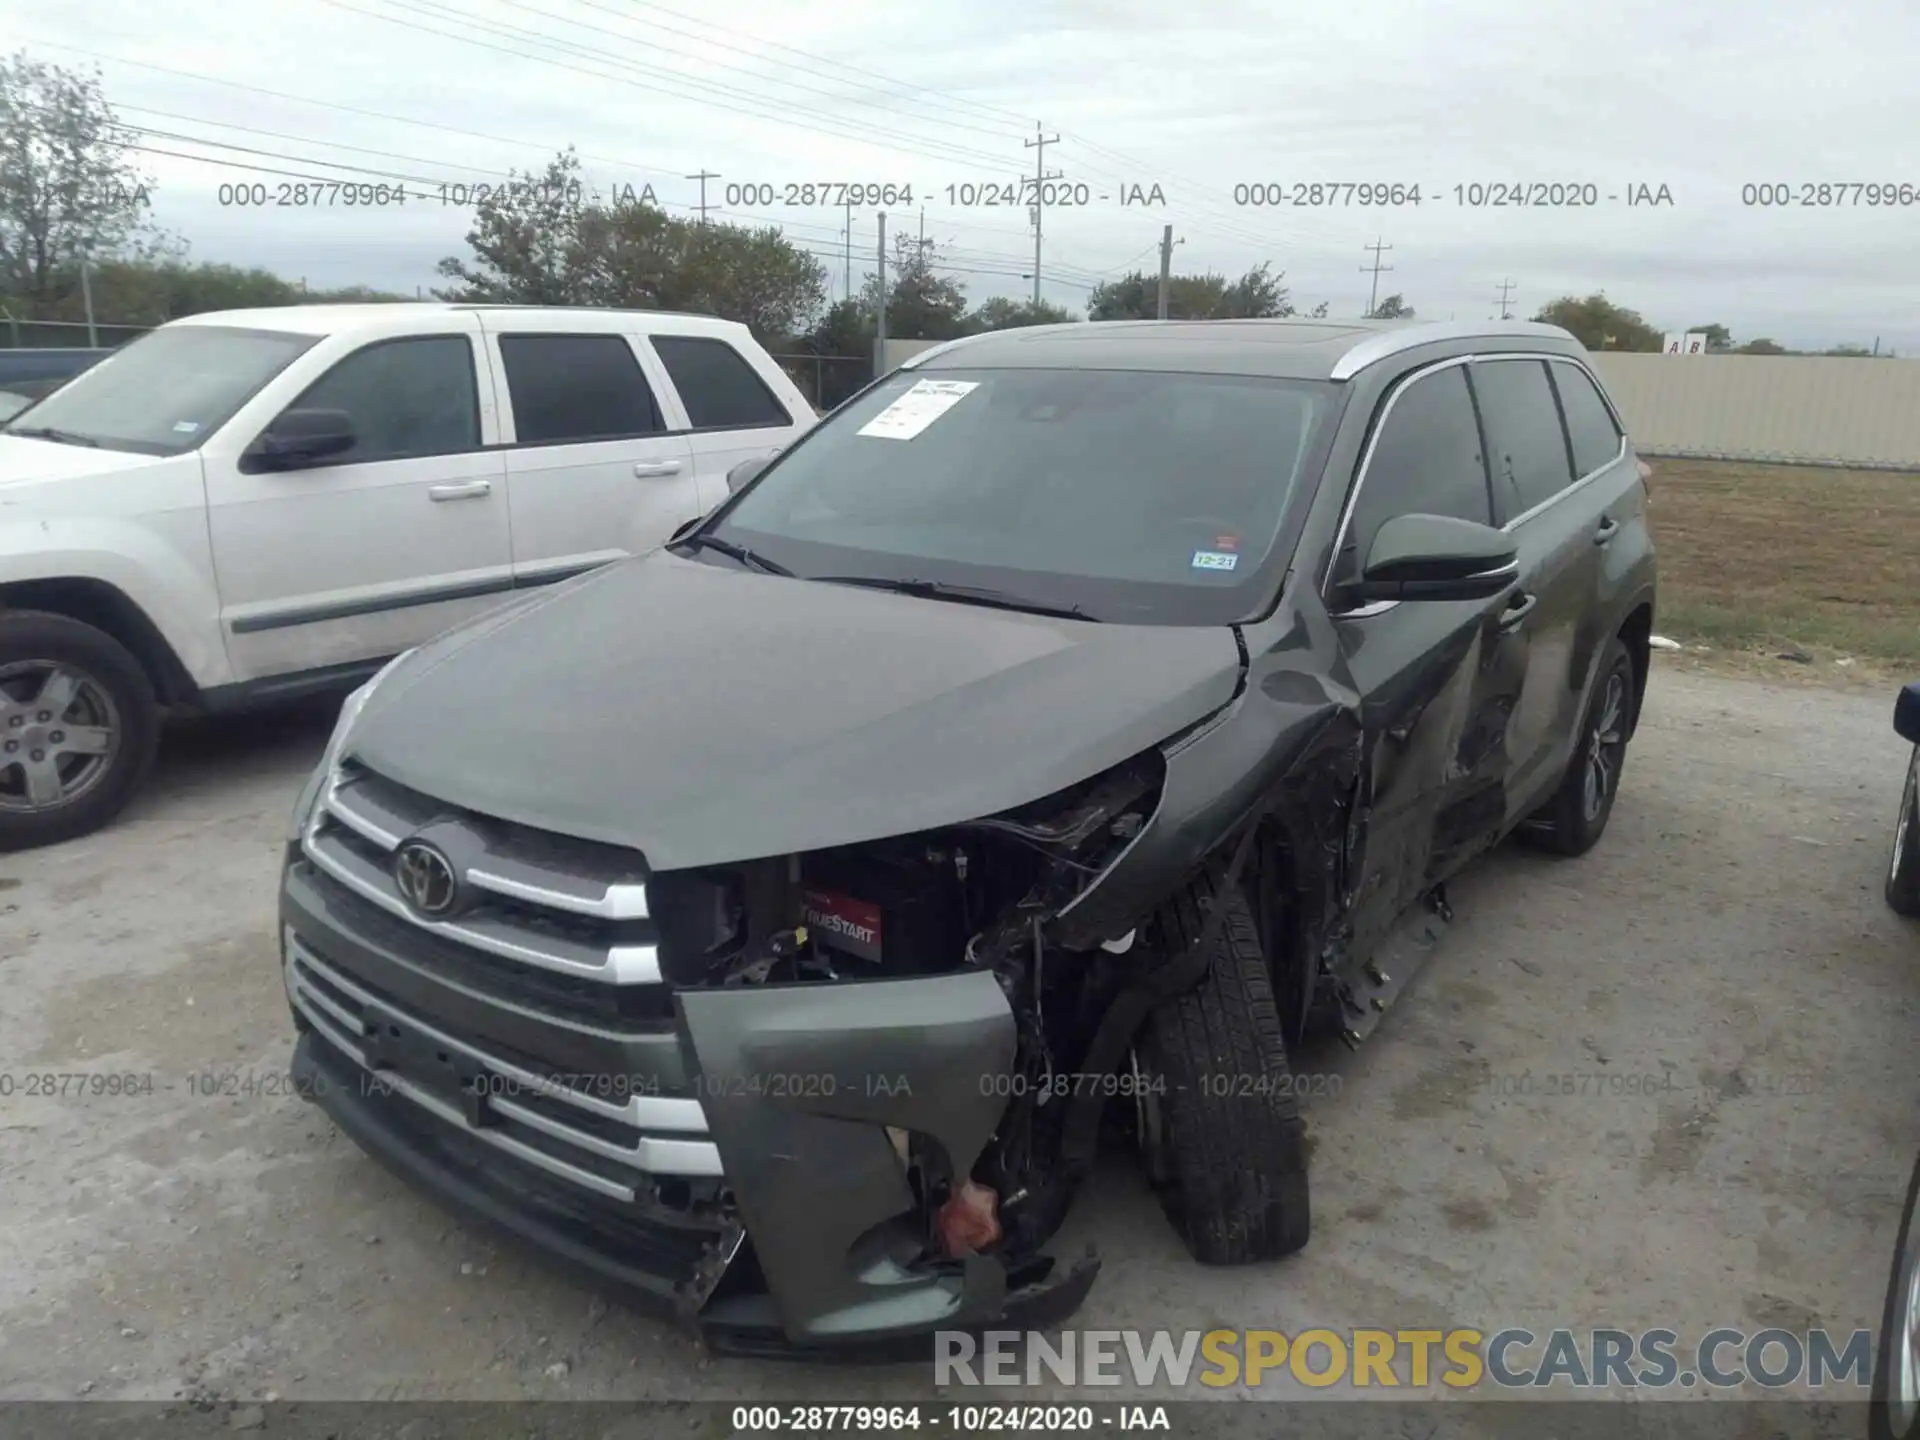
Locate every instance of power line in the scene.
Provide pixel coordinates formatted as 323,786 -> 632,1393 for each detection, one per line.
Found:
108,99 -> 1114,281
319,0 -> 1023,174
1494,277 -> 1516,320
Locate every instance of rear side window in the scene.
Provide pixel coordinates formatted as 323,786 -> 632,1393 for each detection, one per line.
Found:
290,335 -> 479,462
1470,358 -> 1576,517
1335,364 -> 1491,586
1551,361 -> 1624,477
651,335 -> 792,429
497,334 -> 661,444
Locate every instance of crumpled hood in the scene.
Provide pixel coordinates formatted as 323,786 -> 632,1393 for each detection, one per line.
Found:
348,551 -> 1246,869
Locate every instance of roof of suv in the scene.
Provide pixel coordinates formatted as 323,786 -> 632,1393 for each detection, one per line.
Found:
905,317 -> 1586,382
165,302 -> 749,339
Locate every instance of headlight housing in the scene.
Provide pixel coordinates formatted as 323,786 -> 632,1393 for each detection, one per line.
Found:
287,651 -> 412,841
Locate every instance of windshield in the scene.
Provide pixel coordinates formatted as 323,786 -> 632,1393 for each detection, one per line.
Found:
1,325 -> 319,456
708,366 -> 1337,625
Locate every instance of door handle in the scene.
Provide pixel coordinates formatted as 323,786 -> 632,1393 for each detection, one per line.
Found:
1497,590 -> 1538,631
427,480 -> 492,501
633,460 -> 684,478
1594,516 -> 1620,545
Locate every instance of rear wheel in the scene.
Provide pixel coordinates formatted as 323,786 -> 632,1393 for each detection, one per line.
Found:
1133,875 -> 1310,1265
1888,745 -> 1920,918
0,611 -> 159,851
1520,636 -> 1635,857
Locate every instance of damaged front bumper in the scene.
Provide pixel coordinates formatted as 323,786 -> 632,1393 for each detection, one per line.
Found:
279,860 -> 1099,1358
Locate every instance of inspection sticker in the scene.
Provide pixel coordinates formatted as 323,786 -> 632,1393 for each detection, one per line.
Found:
1191,549 -> 1239,571
857,379 -> 979,440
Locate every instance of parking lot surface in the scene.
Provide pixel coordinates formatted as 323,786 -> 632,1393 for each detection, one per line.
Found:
1,663 -> 1914,1405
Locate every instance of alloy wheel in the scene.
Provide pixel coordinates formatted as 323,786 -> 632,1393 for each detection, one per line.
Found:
1582,668 -> 1628,823
0,660 -> 122,813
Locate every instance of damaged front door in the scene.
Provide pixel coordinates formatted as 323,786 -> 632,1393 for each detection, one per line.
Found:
1322,359 -> 1529,959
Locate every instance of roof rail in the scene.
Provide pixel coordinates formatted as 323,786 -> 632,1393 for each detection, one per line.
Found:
1328,319 -> 1578,380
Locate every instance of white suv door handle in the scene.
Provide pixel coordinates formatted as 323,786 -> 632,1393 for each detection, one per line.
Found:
428,480 -> 492,501
633,460 -> 684,478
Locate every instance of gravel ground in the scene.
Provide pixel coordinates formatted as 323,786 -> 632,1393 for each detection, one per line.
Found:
0,660 -> 1914,1413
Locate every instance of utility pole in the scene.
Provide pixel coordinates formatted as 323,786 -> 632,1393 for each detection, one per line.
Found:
1156,224 -> 1175,319
686,169 -> 720,224
1360,238 -> 1393,317
1024,123 -> 1060,307
1494,278 -> 1516,320
876,213 -> 888,363
843,198 -> 854,302
80,254 -> 97,346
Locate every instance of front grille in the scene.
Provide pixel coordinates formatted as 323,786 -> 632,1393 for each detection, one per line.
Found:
287,930 -> 721,1200
302,760 -> 665,989
292,760 -> 720,1208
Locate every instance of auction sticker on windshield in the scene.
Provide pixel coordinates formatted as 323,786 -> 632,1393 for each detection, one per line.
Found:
857,379 -> 979,440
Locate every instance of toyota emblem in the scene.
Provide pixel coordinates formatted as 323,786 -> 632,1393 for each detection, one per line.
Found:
393,839 -> 459,917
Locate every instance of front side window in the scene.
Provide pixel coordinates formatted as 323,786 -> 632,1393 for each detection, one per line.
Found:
498,334 -> 661,443
277,335 -> 480,463
1332,363 -> 1492,588
1470,358 -> 1576,516
652,335 -> 791,429
1550,361 -> 1625,478
1,325 -> 317,457
708,366 -> 1338,625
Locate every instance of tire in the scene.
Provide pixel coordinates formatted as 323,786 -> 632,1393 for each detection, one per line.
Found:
1520,635 -> 1636,857
1133,874 -> 1310,1265
1888,744 -> 1920,918
1871,1149 -> 1920,1440
0,610 -> 160,851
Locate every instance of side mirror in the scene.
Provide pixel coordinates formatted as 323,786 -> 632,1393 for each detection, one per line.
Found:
1353,514 -> 1519,602
253,408 -> 357,468
726,455 -> 771,495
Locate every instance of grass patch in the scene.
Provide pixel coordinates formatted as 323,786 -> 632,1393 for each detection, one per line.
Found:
1647,457 -> 1920,668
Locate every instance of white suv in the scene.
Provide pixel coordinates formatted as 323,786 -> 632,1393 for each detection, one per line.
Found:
0,302 -> 817,849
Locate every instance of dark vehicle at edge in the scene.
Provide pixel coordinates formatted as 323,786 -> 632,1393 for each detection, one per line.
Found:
278,316 -> 1657,1355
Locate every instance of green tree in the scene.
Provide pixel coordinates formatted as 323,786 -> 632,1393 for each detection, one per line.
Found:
1088,263 -> 1295,321
966,295 -> 1075,332
1368,293 -> 1414,320
0,51 -> 170,314
1532,293 -> 1663,352
437,148 -> 827,344
1307,300 -> 1330,318
1734,337 -> 1787,354
859,234 -> 968,341
1688,322 -> 1733,351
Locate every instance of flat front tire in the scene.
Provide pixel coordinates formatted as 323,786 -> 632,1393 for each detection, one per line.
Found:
0,611 -> 159,851
1134,875 -> 1310,1265
1888,744 -> 1920,917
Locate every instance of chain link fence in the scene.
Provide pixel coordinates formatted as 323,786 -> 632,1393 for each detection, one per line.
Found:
772,353 -> 871,413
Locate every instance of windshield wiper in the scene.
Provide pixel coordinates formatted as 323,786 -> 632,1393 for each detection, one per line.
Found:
811,575 -> 1099,622
6,425 -> 99,447
670,533 -> 793,577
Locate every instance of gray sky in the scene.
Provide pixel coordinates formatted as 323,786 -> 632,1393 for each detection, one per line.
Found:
11,0 -> 1920,349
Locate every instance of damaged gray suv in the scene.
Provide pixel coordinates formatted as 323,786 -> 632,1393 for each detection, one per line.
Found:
280,316 -> 1656,1355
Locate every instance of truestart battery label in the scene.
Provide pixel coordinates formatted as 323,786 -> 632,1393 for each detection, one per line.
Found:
802,889 -> 884,963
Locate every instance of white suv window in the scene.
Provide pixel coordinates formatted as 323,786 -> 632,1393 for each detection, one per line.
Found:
498,334 -> 662,443
651,335 -> 792,430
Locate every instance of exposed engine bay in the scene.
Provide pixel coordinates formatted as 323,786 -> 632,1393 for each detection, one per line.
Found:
646,754 -> 1166,1271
